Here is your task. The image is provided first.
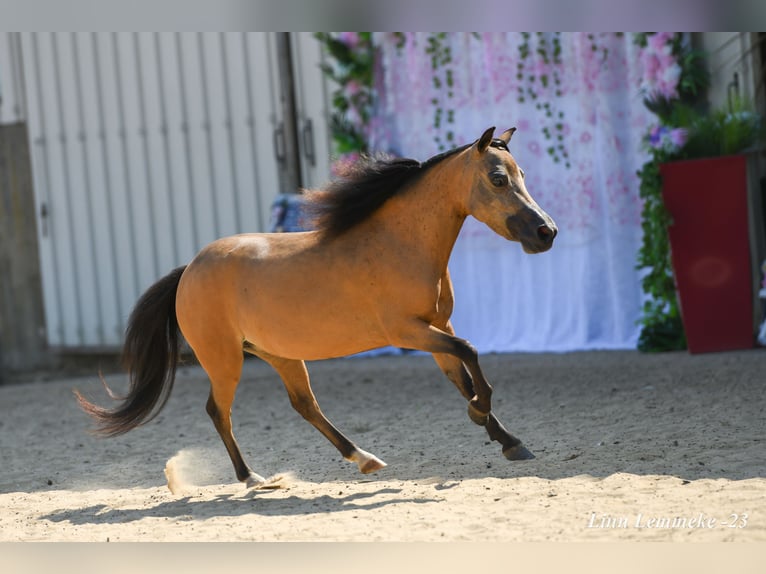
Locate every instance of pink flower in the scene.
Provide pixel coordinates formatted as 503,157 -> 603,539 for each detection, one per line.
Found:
657,49 -> 676,69
642,52 -> 661,79
645,125 -> 686,152
639,33 -> 681,100
660,63 -> 681,97
647,32 -> 672,52
337,32 -> 360,49
345,79 -> 362,97
669,127 -> 687,148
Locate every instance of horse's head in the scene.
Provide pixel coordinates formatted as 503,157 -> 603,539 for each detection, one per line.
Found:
465,126 -> 557,254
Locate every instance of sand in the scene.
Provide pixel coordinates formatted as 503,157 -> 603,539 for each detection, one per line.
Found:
1,349 -> 764,542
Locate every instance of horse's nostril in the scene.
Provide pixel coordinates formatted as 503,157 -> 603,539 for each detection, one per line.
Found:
537,225 -> 556,242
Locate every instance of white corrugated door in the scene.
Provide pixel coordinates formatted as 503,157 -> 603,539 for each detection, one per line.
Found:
14,32 -> 329,349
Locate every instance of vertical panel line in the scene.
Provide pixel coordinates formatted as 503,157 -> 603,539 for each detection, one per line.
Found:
154,33 -> 180,264
9,32 -> 28,121
71,33 -> 105,345
290,33 -> 319,187
30,32 -> 65,345
242,33 -> 265,231
92,32 -> 125,340
112,32 -> 141,298
175,33 -> 201,251
51,32 -> 86,345
197,32 -> 220,239
219,32 -> 243,232
133,32 -> 160,279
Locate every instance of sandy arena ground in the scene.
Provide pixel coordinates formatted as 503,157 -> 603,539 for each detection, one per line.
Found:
1,349 -> 764,542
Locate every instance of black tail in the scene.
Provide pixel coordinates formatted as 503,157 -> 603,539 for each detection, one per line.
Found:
75,265 -> 187,437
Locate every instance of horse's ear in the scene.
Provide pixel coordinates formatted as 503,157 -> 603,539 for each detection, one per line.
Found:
499,127 -> 516,145
477,126 -> 495,153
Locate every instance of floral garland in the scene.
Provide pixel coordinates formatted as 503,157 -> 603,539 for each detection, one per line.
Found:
317,32 -> 581,164
515,32 -> 570,167
314,32 -> 375,175
315,32 -> 695,173
424,32 -> 457,151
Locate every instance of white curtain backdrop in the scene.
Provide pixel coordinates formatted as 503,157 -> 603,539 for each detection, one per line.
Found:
368,33 -> 655,352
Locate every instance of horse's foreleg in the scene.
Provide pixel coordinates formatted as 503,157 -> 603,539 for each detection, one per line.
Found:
393,323 -> 494,419
432,352 -> 532,460
261,354 -> 386,474
396,322 -> 534,460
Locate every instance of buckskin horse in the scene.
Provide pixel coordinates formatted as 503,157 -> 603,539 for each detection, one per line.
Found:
76,127 -> 558,488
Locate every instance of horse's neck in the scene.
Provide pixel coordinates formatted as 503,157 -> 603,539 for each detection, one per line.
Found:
364,161 -> 469,277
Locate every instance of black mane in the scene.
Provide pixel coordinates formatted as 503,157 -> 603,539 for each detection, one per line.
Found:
307,143 -> 472,239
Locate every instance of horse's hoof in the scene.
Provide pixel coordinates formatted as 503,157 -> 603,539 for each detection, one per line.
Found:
467,403 -> 489,426
348,448 -> 387,474
245,473 -> 266,488
503,444 -> 535,460
360,456 -> 387,474
246,473 -> 289,489
245,472 -> 276,489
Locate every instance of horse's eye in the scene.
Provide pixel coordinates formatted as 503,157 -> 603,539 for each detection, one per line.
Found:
491,174 -> 508,188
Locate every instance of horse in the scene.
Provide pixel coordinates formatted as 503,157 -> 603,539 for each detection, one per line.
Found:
76,126 -> 558,488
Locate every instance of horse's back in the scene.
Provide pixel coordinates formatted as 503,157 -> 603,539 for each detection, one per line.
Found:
176,231 -> 388,360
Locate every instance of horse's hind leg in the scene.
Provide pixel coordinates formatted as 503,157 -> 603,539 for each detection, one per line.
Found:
259,353 -> 386,474
194,341 -> 269,488
432,351 -> 533,460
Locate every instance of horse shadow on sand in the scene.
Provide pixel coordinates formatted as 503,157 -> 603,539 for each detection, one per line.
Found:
39,486 -> 438,527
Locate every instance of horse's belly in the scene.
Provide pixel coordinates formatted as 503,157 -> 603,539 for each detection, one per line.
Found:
241,298 -> 388,360
237,274 -> 390,360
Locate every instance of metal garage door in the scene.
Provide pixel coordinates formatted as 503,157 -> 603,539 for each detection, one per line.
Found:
1,32 -> 331,350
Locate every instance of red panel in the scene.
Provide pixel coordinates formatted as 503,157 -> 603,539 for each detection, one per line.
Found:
660,155 -> 754,353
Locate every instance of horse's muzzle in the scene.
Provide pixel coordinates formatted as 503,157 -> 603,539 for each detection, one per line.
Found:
507,211 -> 558,254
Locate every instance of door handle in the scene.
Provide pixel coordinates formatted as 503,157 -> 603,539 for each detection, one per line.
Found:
273,123 -> 286,164
302,118 -> 315,167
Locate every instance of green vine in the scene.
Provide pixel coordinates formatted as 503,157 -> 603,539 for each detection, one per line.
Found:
516,32 -> 570,168
635,148 -> 687,352
587,32 -> 614,64
425,32 -> 456,151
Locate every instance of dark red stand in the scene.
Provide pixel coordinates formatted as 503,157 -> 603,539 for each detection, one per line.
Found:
660,155 -> 754,353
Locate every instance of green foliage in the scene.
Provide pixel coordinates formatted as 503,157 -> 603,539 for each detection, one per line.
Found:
314,32 -> 375,157
682,98 -> 766,159
635,148 -> 687,352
